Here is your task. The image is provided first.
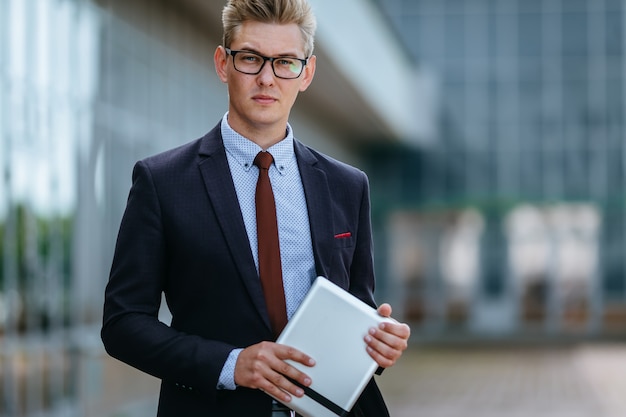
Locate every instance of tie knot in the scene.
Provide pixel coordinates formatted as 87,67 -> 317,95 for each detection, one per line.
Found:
254,151 -> 274,170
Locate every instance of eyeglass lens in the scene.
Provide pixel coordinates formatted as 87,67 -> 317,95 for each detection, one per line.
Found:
233,52 -> 303,79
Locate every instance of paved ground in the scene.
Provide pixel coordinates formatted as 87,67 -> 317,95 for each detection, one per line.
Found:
377,343 -> 626,417
94,342 -> 626,417
7,332 -> 624,416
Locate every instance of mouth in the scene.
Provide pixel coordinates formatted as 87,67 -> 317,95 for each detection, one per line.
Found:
252,94 -> 278,105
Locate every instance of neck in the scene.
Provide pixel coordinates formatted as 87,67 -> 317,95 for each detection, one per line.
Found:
226,114 -> 288,150
248,130 -> 286,150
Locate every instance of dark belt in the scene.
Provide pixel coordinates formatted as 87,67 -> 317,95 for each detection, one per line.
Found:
271,410 -> 294,417
271,403 -> 296,417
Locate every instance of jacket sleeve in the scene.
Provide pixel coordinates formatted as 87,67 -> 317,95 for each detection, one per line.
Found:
347,171 -> 377,309
101,160 -> 233,399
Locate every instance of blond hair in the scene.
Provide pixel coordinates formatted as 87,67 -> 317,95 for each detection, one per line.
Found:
222,0 -> 317,57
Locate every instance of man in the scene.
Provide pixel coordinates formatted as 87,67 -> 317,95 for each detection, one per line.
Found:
101,0 -> 411,416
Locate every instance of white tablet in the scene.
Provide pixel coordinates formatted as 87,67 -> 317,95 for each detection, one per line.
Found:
274,276 -> 394,417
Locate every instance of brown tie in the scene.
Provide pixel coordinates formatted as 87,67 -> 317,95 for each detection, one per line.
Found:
254,151 -> 288,339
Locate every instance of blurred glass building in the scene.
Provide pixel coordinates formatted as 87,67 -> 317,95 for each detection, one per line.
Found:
369,0 -> 626,341
0,0 -> 416,415
4,0 -> 626,415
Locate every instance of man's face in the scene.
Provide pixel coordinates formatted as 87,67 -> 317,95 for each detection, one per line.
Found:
214,21 -> 316,140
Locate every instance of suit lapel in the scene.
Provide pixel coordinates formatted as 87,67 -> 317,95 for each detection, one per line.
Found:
294,140 -> 335,281
195,132 -> 336,332
197,126 -> 272,332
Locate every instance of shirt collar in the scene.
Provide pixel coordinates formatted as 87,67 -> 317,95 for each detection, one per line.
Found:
221,113 -> 295,175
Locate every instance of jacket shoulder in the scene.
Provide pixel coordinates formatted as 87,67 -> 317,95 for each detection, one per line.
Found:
139,124 -> 222,174
295,139 -> 367,180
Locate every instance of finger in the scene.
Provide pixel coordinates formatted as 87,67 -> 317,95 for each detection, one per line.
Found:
272,344 -> 315,385
275,344 -> 316,369
261,368 -> 306,402
236,348 -> 306,402
247,344 -> 312,400
368,323 -> 410,352
364,325 -> 410,368
366,344 -> 396,368
377,303 -> 392,317
378,321 -> 411,340
365,328 -> 400,358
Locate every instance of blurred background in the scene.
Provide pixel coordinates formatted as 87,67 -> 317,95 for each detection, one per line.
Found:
2,0 -> 626,416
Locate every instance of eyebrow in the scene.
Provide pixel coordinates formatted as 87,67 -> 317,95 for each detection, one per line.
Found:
235,46 -> 303,58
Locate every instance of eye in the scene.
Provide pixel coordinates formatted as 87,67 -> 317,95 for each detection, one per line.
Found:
239,53 -> 261,63
276,58 -> 294,66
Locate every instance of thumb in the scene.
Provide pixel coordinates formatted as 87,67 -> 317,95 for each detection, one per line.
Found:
377,303 -> 392,318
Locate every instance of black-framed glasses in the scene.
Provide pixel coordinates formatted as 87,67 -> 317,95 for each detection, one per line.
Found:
225,48 -> 308,79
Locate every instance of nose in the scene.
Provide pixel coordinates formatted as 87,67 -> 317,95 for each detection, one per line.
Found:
257,60 -> 275,86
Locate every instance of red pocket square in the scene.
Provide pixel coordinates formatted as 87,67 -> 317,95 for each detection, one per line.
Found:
334,232 -> 352,239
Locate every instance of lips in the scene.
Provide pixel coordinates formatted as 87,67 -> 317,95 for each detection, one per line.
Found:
253,94 -> 277,104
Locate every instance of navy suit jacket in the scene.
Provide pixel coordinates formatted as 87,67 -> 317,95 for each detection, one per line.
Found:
101,123 -> 390,417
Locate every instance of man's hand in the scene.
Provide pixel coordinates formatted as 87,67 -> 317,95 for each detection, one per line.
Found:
365,303 -> 411,368
234,341 -> 315,403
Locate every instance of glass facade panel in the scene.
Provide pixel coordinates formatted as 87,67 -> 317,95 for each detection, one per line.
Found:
0,0 -> 227,414
1,0 -> 95,414
371,0 -> 626,337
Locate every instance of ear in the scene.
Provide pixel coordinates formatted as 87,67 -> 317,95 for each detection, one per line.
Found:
214,46 -> 228,83
298,54 -> 316,92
